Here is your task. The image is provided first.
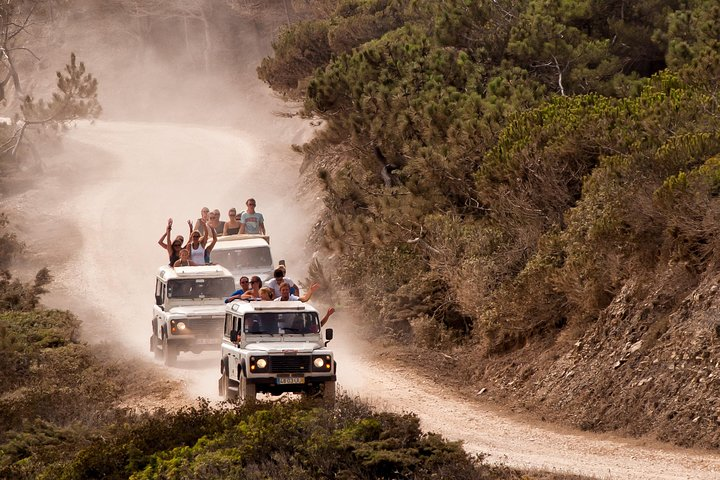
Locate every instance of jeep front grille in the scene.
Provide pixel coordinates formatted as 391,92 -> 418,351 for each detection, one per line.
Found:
186,317 -> 223,336
269,355 -> 311,373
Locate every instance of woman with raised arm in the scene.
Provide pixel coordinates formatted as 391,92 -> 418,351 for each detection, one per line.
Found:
188,219 -> 209,265
158,218 -> 189,267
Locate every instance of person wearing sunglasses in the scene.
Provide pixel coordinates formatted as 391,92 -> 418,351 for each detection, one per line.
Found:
239,198 -> 266,235
224,276 -> 251,303
223,207 -> 241,235
240,276 -> 264,300
189,218 -> 217,265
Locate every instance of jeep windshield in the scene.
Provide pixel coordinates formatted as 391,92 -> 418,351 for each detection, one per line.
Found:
167,277 -> 235,299
243,312 -> 320,335
213,247 -> 272,274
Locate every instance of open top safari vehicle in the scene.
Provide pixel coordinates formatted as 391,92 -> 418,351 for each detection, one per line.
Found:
218,300 -> 336,404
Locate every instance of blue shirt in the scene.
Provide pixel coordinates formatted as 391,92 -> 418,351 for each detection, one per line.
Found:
224,289 -> 245,303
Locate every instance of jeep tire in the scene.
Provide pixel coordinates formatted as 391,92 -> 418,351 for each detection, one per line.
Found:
162,335 -> 177,366
239,376 -> 256,404
322,380 -> 336,404
150,333 -> 161,360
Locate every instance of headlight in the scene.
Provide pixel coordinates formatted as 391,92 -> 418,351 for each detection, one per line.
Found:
312,355 -> 332,372
249,356 -> 269,372
170,319 -> 189,334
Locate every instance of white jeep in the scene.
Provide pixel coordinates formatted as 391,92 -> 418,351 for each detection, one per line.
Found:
218,301 -> 336,403
211,234 -> 274,287
151,265 -> 236,366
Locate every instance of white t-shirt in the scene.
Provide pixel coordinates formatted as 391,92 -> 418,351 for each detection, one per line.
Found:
190,244 -> 205,265
274,295 -> 299,302
266,277 -> 296,297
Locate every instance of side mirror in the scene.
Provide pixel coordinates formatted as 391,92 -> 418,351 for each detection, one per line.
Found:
230,330 -> 238,342
155,295 -> 163,307
325,328 -> 333,341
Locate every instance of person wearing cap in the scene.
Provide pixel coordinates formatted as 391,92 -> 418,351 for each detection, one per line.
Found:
265,265 -> 300,298
239,198 -> 266,235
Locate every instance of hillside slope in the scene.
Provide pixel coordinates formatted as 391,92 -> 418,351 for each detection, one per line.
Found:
258,0 -> 720,449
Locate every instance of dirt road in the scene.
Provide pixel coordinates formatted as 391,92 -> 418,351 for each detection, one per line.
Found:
6,117 -> 720,480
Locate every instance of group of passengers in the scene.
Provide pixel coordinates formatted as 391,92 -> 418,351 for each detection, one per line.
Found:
224,265 -> 335,326
157,198 -> 265,268
157,199 -> 336,326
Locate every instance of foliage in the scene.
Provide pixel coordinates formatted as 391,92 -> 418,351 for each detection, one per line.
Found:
259,0 -> 720,354
3,397 -> 491,480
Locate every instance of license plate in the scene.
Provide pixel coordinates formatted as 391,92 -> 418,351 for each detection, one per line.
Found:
276,377 -> 304,385
195,338 -> 217,345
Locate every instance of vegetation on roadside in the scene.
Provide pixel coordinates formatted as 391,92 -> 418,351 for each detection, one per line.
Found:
259,0 -> 720,448
0,281 -> 583,480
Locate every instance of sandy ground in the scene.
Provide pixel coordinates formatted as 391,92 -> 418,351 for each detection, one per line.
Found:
3,112 -> 720,479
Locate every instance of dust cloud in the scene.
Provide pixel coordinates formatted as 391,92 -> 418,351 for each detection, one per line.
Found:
2,4 -> 331,396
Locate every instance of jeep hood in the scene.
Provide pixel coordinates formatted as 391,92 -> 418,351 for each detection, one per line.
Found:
245,341 -> 323,353
168,305 -> 226,316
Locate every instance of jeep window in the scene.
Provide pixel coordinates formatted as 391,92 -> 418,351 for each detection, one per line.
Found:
213,247 -> 272,274
155,279 -> 165,305
243,312 -> 320,335
224,313 -> 233,336
167,277 -> 235,299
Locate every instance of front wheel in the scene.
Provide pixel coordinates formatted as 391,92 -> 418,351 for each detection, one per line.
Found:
239,376 -> 256,404
162,335 -> 177,366
150,333 -> 161,360
322,380 -> 336,404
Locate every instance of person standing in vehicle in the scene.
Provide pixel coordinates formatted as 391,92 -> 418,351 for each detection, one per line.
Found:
266,267 -> 300,298
158,218 -> 190,267
239,198 -> 266,235
225,276 -> 250,303
189,219 -> 216,265
193,207 -> 210,236
208,209 -> 224,236
240,276 -> 263,300
274,281 -> 319,302
173,248 -> 196,267
223,208 -> 241,235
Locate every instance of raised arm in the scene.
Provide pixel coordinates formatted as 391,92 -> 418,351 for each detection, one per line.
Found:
159,218 -> 172,255
320,307 -> 335,327
185,220 -> 193,249
206,222 -> 218,253
299,283 -> 320,303
199,219 -> 209,247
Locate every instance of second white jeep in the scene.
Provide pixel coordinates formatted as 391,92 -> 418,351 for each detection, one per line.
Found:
211,234 -> 274,287
151,265 -> 236,366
